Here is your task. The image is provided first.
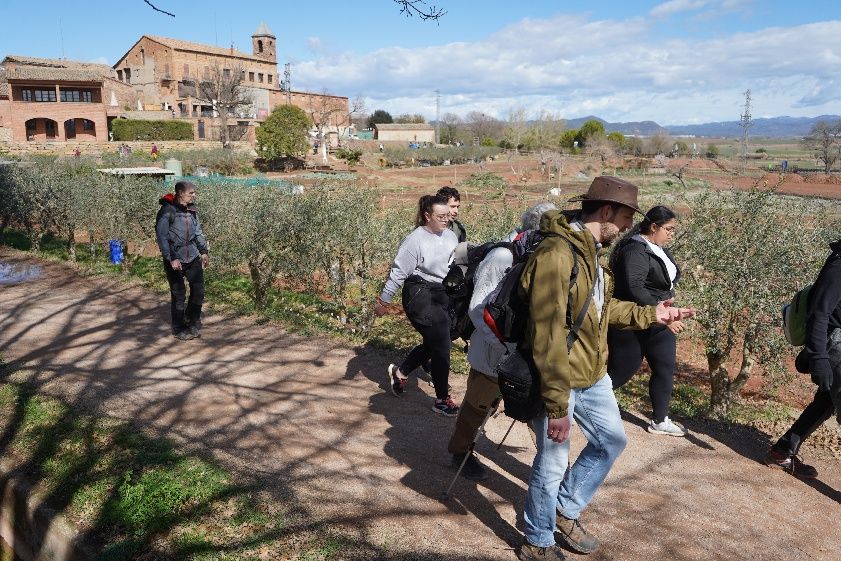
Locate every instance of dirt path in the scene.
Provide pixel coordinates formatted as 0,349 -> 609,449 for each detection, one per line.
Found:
0,248 -> 839,561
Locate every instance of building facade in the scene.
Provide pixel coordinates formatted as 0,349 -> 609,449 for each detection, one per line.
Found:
0,56 -> 135,142
112,24 -> 349,141
375,123 -> 435,143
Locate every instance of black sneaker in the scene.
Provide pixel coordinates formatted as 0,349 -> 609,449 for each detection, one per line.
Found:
518,540 -> 565,561
432,396 -> 459,417
556,514 -> 599,554
174,329 -> 196,341
764,449 -> 818,479
452,452 -> 488,481
387,364 -> 407,396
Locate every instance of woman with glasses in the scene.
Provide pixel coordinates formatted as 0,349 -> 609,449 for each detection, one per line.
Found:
374,193 -> 461,416
608,205 -> 686,436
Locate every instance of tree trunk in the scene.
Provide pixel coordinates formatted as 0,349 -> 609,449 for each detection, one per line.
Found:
319,127 -> 328,164
707,351 -> 731,416
67,228 -> 76,262
88,230 -> 96,259
248,260 -> 266,309
731,324 -> 758,395
220,108 -> 230,149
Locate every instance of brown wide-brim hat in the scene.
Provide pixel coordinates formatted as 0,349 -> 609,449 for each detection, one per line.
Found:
568,176 -> 643,214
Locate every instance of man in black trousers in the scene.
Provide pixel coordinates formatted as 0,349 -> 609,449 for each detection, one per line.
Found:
155,180 -> 210,340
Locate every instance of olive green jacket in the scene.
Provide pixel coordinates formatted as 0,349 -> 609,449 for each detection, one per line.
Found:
518,210 -> 659,419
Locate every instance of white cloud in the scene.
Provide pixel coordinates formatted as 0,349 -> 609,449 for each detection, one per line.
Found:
306,37 -> 323,52
292,15 -> 841,125
650,0 -> 712,18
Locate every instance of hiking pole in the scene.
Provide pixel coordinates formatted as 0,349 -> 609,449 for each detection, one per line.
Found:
440,396 -> 501,501
496,418 -> 517,450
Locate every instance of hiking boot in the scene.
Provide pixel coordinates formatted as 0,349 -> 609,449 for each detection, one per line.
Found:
452,452 -> 488,481
432,396 -> 460,417
555,515 -> 599,554
189,324 -> 201,338
174,329 -> 196,341
518,540 -> 565,561
387,364 -> 407,397
764,449 -> 818,479
647,416 -> 686,437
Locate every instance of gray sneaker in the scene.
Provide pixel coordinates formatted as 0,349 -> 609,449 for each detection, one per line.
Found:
174,329 -> 196,341
647,416 -> 686,437
556,515 -> 599,554
518,540 -> 565,561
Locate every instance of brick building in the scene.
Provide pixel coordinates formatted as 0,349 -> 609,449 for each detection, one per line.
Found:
112,23 -> 349,141
0,56 -> 135,142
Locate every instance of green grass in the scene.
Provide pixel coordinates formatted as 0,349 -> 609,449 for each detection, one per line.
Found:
0,376 -> 348,560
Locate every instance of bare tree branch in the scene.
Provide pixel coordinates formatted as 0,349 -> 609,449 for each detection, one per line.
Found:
143,0 -> 175,17
394,0 -> 446,21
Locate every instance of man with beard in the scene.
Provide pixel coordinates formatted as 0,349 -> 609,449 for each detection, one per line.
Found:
516,177 -> 696,561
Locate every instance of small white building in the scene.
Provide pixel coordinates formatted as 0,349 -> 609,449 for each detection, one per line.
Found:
374,123 -> 434,143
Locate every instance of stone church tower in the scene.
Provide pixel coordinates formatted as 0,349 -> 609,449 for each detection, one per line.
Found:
252,22 -> 276,63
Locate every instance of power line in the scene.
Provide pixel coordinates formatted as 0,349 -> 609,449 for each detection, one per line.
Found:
739,89 -> 753,160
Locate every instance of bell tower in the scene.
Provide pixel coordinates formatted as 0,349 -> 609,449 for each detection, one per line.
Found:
252,22 -> 277,63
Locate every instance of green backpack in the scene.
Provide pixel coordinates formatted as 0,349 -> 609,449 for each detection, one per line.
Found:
782,285 -> 812,346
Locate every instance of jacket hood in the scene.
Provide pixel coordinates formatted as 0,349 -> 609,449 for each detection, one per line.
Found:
159,192 -> 196,213
159,193 -> 176,205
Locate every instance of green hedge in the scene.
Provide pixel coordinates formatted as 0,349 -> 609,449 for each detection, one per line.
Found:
112,119 -> 194,141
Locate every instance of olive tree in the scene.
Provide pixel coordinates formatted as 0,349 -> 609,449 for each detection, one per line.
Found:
802,120 -> 841,174
674,181 -> 840,415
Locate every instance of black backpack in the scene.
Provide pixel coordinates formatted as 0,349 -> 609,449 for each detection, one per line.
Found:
483,230 -> 565,344
443,240 -> 512,341
491,234 -> 595,422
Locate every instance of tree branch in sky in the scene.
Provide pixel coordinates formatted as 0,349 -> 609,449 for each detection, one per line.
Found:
143,0 -> 175,17
394,0 -> 447,22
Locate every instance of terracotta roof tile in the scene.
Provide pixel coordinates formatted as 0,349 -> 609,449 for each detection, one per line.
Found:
5,66 -> 104,82
3,55 -> 115,77
146,36 -> 269,62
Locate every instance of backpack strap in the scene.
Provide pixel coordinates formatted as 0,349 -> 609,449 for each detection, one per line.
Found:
563,239 -> 595,353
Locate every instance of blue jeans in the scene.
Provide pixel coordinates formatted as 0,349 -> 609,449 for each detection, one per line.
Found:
523,374 -> 627,547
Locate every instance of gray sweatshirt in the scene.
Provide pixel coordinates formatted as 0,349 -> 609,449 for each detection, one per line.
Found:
380,226 -> 458,303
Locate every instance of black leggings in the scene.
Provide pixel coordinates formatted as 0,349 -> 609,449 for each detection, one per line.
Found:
164,256 -> 205,329
608,325 -> 676,422
399,276 -> 452,400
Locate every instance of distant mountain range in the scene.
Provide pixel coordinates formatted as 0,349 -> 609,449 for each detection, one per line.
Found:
562,115 -> 841,138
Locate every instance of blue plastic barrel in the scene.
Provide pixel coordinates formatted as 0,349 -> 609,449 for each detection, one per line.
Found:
108,240 -> 124,265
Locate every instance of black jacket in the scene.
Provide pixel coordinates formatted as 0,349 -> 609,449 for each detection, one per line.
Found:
610,235 -> 681,306
804,241 -> 841,381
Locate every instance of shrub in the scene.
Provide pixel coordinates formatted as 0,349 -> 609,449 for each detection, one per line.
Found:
112,119 -> 194,141
334,148 -> 362,167
256,105 -> 310,163
705,143 -> 720,159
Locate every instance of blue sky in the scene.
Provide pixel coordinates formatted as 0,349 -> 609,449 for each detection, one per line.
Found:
1,0 -> 839,124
